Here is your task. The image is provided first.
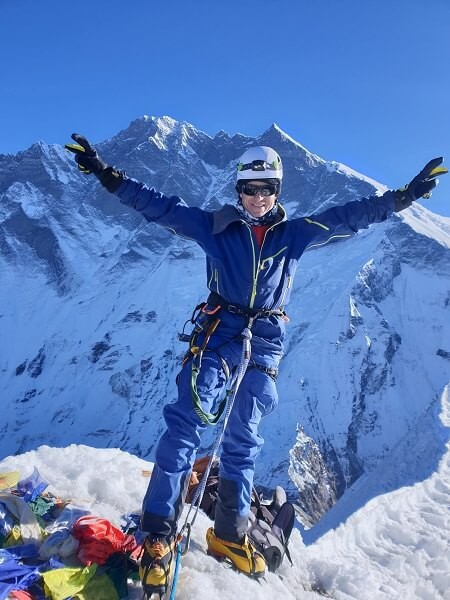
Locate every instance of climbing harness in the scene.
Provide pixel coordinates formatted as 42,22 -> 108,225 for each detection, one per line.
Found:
178,293 -> 285,425
177,301 -> 212,343
249,360 -> 278,380
206,291 -> 287,320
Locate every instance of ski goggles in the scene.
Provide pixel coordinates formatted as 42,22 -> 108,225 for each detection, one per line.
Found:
241,183 -> 278,197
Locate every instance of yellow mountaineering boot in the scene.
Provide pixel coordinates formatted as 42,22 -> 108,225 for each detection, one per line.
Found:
206,527 -> 266,578
139,535 -> 176,598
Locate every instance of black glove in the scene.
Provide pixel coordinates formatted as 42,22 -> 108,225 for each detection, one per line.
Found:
65,133 -> 124,193
394,157 -> 448,212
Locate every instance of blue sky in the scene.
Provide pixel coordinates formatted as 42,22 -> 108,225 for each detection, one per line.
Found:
2,0 -> 449,215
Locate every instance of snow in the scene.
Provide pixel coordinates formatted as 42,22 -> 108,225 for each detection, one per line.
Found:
400,203 -> 450,249
272,124 -> 322,164
1,383 -> 449,599
4,182 -> 55,220
302,385 -> 450,600
326,161 -> 387,192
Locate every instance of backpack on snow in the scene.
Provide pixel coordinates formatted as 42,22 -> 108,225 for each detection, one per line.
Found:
186,456 -> 295,573
248,485 -> 295,572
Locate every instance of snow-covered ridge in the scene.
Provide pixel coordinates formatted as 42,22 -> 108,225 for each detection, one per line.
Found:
400,202 -> 450,249
1,115 -> 450,537
2,383 -> 449,600
326,160 -> 387,192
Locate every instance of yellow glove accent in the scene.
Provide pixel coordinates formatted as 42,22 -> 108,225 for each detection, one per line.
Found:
428,165 -> 448,179
64,143 -> 86,154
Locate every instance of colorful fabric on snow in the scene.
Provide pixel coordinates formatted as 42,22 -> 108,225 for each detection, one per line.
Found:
0,557 -> 43,599
16,468 -> 48,503
9,590 -> 35,599
28,496 -> 58,522
9,590 -> 36,600
42,564 -> 118,600
0,470 -> 140,599
0,494 -> 42,545
39,529 -> 79,559
0,501 -> 16,538
72,516 -> 137,566
0,471 -> 20,491
45,506 -> 90,533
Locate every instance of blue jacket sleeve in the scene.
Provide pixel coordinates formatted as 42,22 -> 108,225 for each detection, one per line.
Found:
115,176 -> 213,248
302,190 -> 396,250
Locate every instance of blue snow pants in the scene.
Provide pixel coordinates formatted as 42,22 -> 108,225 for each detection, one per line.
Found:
141,319 -> 281,541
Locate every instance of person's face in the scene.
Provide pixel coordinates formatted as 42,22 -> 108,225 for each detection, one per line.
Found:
239,181 -> 278,218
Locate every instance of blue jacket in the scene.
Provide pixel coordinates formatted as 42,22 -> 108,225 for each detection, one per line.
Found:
116,178 -> 396,363
117,177 -> 395,309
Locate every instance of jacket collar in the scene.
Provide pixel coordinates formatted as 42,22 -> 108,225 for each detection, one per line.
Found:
212,203 -> 287,235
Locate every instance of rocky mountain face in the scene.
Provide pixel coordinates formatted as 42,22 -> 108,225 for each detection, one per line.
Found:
1,115 -> 449,525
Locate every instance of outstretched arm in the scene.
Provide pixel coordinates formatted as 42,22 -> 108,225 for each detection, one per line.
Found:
302,158 -> 447,250
65,133 -> 213,246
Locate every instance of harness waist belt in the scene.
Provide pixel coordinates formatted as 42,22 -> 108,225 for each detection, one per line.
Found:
251,362 -> 278,379
207,292 -> 284,319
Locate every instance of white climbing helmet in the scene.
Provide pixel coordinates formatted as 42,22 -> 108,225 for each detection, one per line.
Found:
236,146 -> 283,183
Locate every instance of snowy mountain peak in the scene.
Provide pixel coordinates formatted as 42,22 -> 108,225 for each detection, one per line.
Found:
267,123 -> 323,163
1,116 -> 450,544
326,160 -> 387,191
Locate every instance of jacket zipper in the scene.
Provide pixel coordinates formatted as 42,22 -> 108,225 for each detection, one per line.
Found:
246,223 -> 281,308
